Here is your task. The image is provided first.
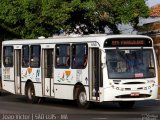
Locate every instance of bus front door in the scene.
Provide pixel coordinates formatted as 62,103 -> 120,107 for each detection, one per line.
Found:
42,49 -> 54,97
14,49 -> 21,94
157,48 -> 160,99
89,48 -> 101,101
155,46 -> 160,99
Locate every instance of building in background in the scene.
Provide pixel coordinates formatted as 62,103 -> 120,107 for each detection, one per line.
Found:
137,4 -> 160,98
137,4 -> 160,44
118,3 -> 160,38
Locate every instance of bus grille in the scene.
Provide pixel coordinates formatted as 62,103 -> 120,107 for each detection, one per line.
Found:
115,94 -> 151,98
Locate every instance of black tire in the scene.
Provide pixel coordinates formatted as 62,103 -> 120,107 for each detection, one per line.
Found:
76,87 -> 92,109
26,82 -> 38,103
118,101 -> 135,108
38,97 -> 46,104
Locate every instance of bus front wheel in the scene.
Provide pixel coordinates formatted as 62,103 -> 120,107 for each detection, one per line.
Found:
26,82 -> 38,103
118,101 -> 135,108
76,87 -> 92,109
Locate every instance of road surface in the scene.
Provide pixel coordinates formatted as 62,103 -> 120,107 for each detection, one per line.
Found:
0,91 -> 160,120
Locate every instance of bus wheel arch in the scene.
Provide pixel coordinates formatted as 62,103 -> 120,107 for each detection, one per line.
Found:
73,82 -> 84,100
73,83 -> 92,109
25,80 -> 32,95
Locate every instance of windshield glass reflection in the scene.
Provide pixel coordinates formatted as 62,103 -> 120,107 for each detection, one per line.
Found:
106,49 -> 155,79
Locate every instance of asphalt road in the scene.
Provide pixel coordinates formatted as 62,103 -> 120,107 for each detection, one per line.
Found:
0,91 -> 160,120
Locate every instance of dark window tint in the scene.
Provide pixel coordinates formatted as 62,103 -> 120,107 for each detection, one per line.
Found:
106,49 -> 155,79
3,46 -> 13,67
44,49 -> 53,78
72,44 -> 88,69
22,45 -> 29,67
30,45 -> 41,68
56,44 -> 70,68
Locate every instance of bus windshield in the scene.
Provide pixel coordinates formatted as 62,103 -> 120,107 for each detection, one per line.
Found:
106,49 -> 155,79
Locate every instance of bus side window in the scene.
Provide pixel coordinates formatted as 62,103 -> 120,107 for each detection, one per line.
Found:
30,45 -> 41,68
72,44 -> 88,69
22,45 -> 29,68
55,44 -> 70,68
3,46 -> 13,67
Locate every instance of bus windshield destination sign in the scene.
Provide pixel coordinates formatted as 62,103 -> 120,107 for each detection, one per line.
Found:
104,38 -> 152,47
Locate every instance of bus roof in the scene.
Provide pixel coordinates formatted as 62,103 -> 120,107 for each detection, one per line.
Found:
2,34 -> 152,47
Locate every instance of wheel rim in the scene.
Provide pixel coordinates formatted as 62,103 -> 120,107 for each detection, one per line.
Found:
79,92 -> 87,105
28,87 -> 34,100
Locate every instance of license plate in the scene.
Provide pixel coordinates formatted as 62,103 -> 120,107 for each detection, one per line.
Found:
130,92 -> 140,96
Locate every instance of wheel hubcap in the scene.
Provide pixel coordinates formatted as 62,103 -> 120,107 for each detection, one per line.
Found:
28,87 -> 34,100
79,92 -> 87,105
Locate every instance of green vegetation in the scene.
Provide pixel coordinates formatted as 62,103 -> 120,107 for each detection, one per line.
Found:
0,0 -> 149,39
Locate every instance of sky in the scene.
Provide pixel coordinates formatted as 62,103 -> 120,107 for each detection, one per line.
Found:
146,0 -> 160,7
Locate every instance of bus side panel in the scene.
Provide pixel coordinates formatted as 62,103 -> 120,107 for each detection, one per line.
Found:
2,81 -> 15,94
33,82 -> 43,97
21,82 -> 25,95
21,82 -> 43,97
21,68 -> 42,83
2,68 -> 15,94
54,84 -> 74,100
54,67 -> 89,100
21,68 -> 42,96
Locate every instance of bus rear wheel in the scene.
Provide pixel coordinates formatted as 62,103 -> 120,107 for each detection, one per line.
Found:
76,87 -> 92,109
118,101 -> 135,108
26,82 -> 38,103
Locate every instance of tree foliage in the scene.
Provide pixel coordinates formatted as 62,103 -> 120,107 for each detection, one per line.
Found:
93,0 -> 149,33
0,0 -> 73,38
0,0 -> 149,39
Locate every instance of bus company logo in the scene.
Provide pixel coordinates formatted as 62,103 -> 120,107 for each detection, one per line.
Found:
57,70 -> 72,83
27,67 -> 32,74
142,114 -> 159,120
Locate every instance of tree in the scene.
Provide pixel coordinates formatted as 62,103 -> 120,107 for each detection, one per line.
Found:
0,0 -> 73,38
64,0 -> 150,34
93,0 -> 150,34
0,0 -> 150,38
64,0 -> 96,34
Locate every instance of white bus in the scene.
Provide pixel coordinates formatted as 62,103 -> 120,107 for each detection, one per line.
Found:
1,34 -> 158,108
